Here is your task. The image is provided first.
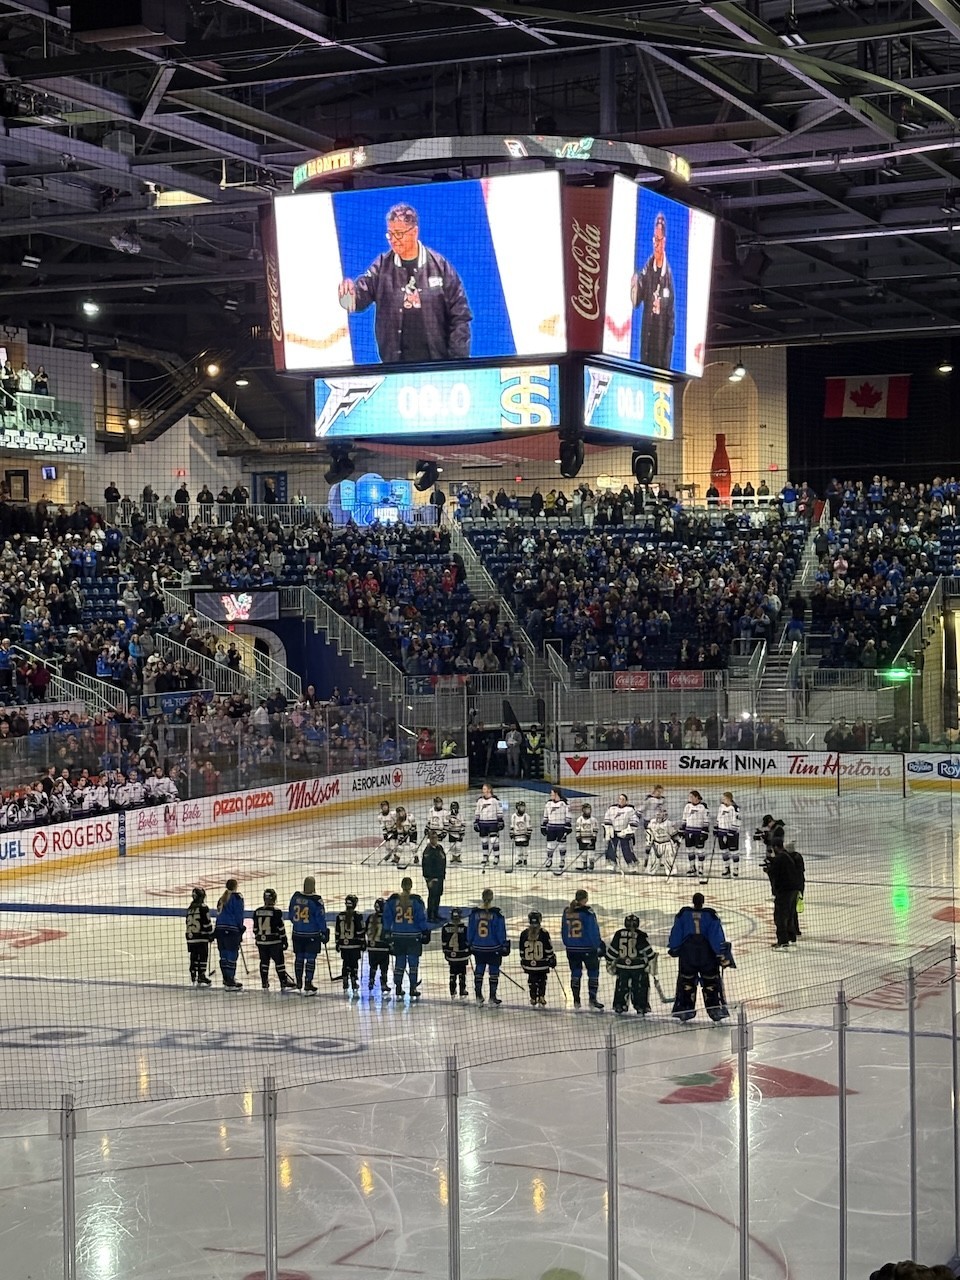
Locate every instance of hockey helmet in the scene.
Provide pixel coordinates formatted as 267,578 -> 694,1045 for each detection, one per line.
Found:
581,802 -> 592,816
624,913 -> 640,930
528,910 -> 542,926
345,894 -> 358,909
396,805 -> 407,819
263,888 -> 277,906
515,800 -> 526,812
379,800 -> 391,813
374,898 -> 385,912
655,805 -> 668,820
449,801 -> 460,815
191,886 -> 206,903
450,908 -> 462,921
433,795 -> 444,808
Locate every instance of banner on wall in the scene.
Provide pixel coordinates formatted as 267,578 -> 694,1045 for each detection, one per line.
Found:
555,749 -> 902,786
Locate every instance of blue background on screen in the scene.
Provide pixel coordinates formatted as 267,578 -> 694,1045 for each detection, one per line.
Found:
331,181 -> 516,364
630,187 -> 690,374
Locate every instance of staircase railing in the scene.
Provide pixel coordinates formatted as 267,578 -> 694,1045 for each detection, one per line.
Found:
152,634 -> 250,697
300,587 -> 404,699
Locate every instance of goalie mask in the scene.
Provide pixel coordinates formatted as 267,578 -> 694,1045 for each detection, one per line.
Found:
624,914 -> 640,930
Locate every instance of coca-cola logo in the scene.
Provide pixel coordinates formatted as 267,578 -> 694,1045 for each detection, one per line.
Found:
569,218 -> 602,321
286,777 -> 341,813
264,233 -> 283,344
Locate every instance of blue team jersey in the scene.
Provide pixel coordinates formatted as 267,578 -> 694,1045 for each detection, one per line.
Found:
288,891 -> 326,936
215,892 -> 245,931
386,893 -> 428,935
468,906 -> 507,950
668,906 -> 726,956
561,905 -> 602,952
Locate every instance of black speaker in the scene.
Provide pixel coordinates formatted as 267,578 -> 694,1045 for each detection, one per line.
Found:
71,0 -> 186,47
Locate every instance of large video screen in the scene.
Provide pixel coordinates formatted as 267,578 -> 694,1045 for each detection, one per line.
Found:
273,172 -> 567,371
314,365 -> 561,438
194,592 -> 279,623
602,176 -> 715,378
583,364 -> 674,439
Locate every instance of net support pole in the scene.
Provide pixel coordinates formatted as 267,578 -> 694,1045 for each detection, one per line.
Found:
952,944 -> 960,1259
444,1053 -> 462,1280
732,1004 -> 753,1280
60,1092 -> 76,1280
602,1028 -> 620,1280
835,985 -> 849,1280
907,965 -> 919,1261
263,1075 -> 279,1280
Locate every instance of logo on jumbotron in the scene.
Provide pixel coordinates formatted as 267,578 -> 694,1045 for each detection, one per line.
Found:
565,756 -> 588,776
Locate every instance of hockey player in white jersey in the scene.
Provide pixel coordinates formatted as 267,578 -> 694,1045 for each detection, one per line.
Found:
681,789 -> 711,876
715,791 -> 741,877
575,802 -> 599,871
541,787 -> 571,874
639,784 -> 666,828
394,805 -> 419,865
474,783 -> 504,867
425,796 -> 449,842
446,800 -> 465,863
378,799 -> 398,863
645,805 -> 678,874
509,800 -> 532,867
602,794 -> 641,871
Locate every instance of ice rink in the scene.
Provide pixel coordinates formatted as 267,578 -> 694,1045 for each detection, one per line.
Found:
0,780 -> 957,1280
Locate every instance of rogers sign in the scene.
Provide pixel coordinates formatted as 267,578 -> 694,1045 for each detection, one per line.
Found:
32,818 -> 115,860
213,790 -> 275,823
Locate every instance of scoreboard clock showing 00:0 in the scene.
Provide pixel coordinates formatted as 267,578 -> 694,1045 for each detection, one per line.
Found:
313,365 -> 561,438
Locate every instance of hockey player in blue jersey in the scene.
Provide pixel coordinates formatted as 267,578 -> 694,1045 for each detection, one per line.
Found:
288,876 -> 329,995
468,887 -> 509,1005
214,878 -> 245,990
385,877 -> 429,1000
561,888 -> 605,1009
185,887 -> 213,987
668,892 -> 731,1022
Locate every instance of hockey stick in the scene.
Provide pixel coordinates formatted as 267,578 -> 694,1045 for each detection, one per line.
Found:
361,838 -> 387,867
699,834 -> 717,885
498,965 -> 526,992
322,942 -> 336,980
652,974 -> 672,1005
238,931 -> 250,975
552,966 -> 569,1001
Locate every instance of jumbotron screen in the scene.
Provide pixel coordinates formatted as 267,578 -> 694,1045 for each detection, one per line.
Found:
272,172 -> 567,372
602,175 -> 715,378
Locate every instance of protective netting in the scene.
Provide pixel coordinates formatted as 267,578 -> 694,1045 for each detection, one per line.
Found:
0,776 -> 955,1110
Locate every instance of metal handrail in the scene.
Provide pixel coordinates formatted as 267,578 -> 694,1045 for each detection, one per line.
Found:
152,633 -> 251,697
300,586 -> 404,698
544,641 -> 570,690
90,500 -> 439,529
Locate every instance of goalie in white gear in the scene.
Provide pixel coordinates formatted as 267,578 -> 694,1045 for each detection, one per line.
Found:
602,794 -> 641,871
541,787 -> 571,874
378,800 -> 398,863
474,784 -> 503,866
681,790 -> 711,876
509,800 -> 532,867
575,802 -> 599,871
644,806 -> 678,873
715,791 -> 741,877
446,800 -> 465,863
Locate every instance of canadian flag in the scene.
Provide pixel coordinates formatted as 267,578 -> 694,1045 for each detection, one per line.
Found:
823,374 -> 910,419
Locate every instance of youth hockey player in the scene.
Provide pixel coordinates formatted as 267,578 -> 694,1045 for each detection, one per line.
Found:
541,787 -> 571,874
253,889 -> 296,991
606,914 -> 656,1014
715,792 -> 741,877
561,889 -> 605,1009
335,895 -> 366,995
425,796 -> 449,843
681,790 -> 711,876
474,783 -> 504,868
519,910 -> 556,1007
214,878 -> 245,990
394,805 -> 419,865
575,802 -> 598,871
365,898 -> 391,997
379,800 -> 398,863
441,907 -> 470,998
468,887 -> 509,1005
509,800 -> 532,867
185,887 -> 213,986
645,806 -> 678,873
288,876 -> 328,994
668,892 -> 731,1022
385,877 -> 429,999
602,795 -> 640,871
446,800 -> 466,863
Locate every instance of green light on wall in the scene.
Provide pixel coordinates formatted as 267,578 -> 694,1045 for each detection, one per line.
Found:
892,859 -> 911,918
885,668 -> 912,682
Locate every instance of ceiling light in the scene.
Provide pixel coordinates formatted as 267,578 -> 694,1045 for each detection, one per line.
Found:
108,223 -> 141,255
939,360 -> 953,374
234,374 -> 249,387
81,299 -> 100,317
223,297 -> 239,312
90,357 -> 101,370
204,362 -> 221,378
152,189 -> 212,208
781,12 -> 806,46
127,416 -> 140,429
729,361 -> 746,382
749,299 -> 770,312
21,252 -> 40,270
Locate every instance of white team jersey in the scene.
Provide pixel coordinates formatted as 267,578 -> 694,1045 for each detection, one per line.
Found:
640,793 -> 665,822
646,817 -> 675,846
576,814 -> 599,846
682,801 -> 710,831
542,799 -> 570,830
446,812 -> 465,840
126,781 -> 145,806
716,801 -> 740,832
379,809 -> 397,838
604,803 -> 639,836
82,788 -> 101,812
474,795 -> 501,824
426,805 -> 448,835
510,811 -> 532,843
395,814 -> 417,843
